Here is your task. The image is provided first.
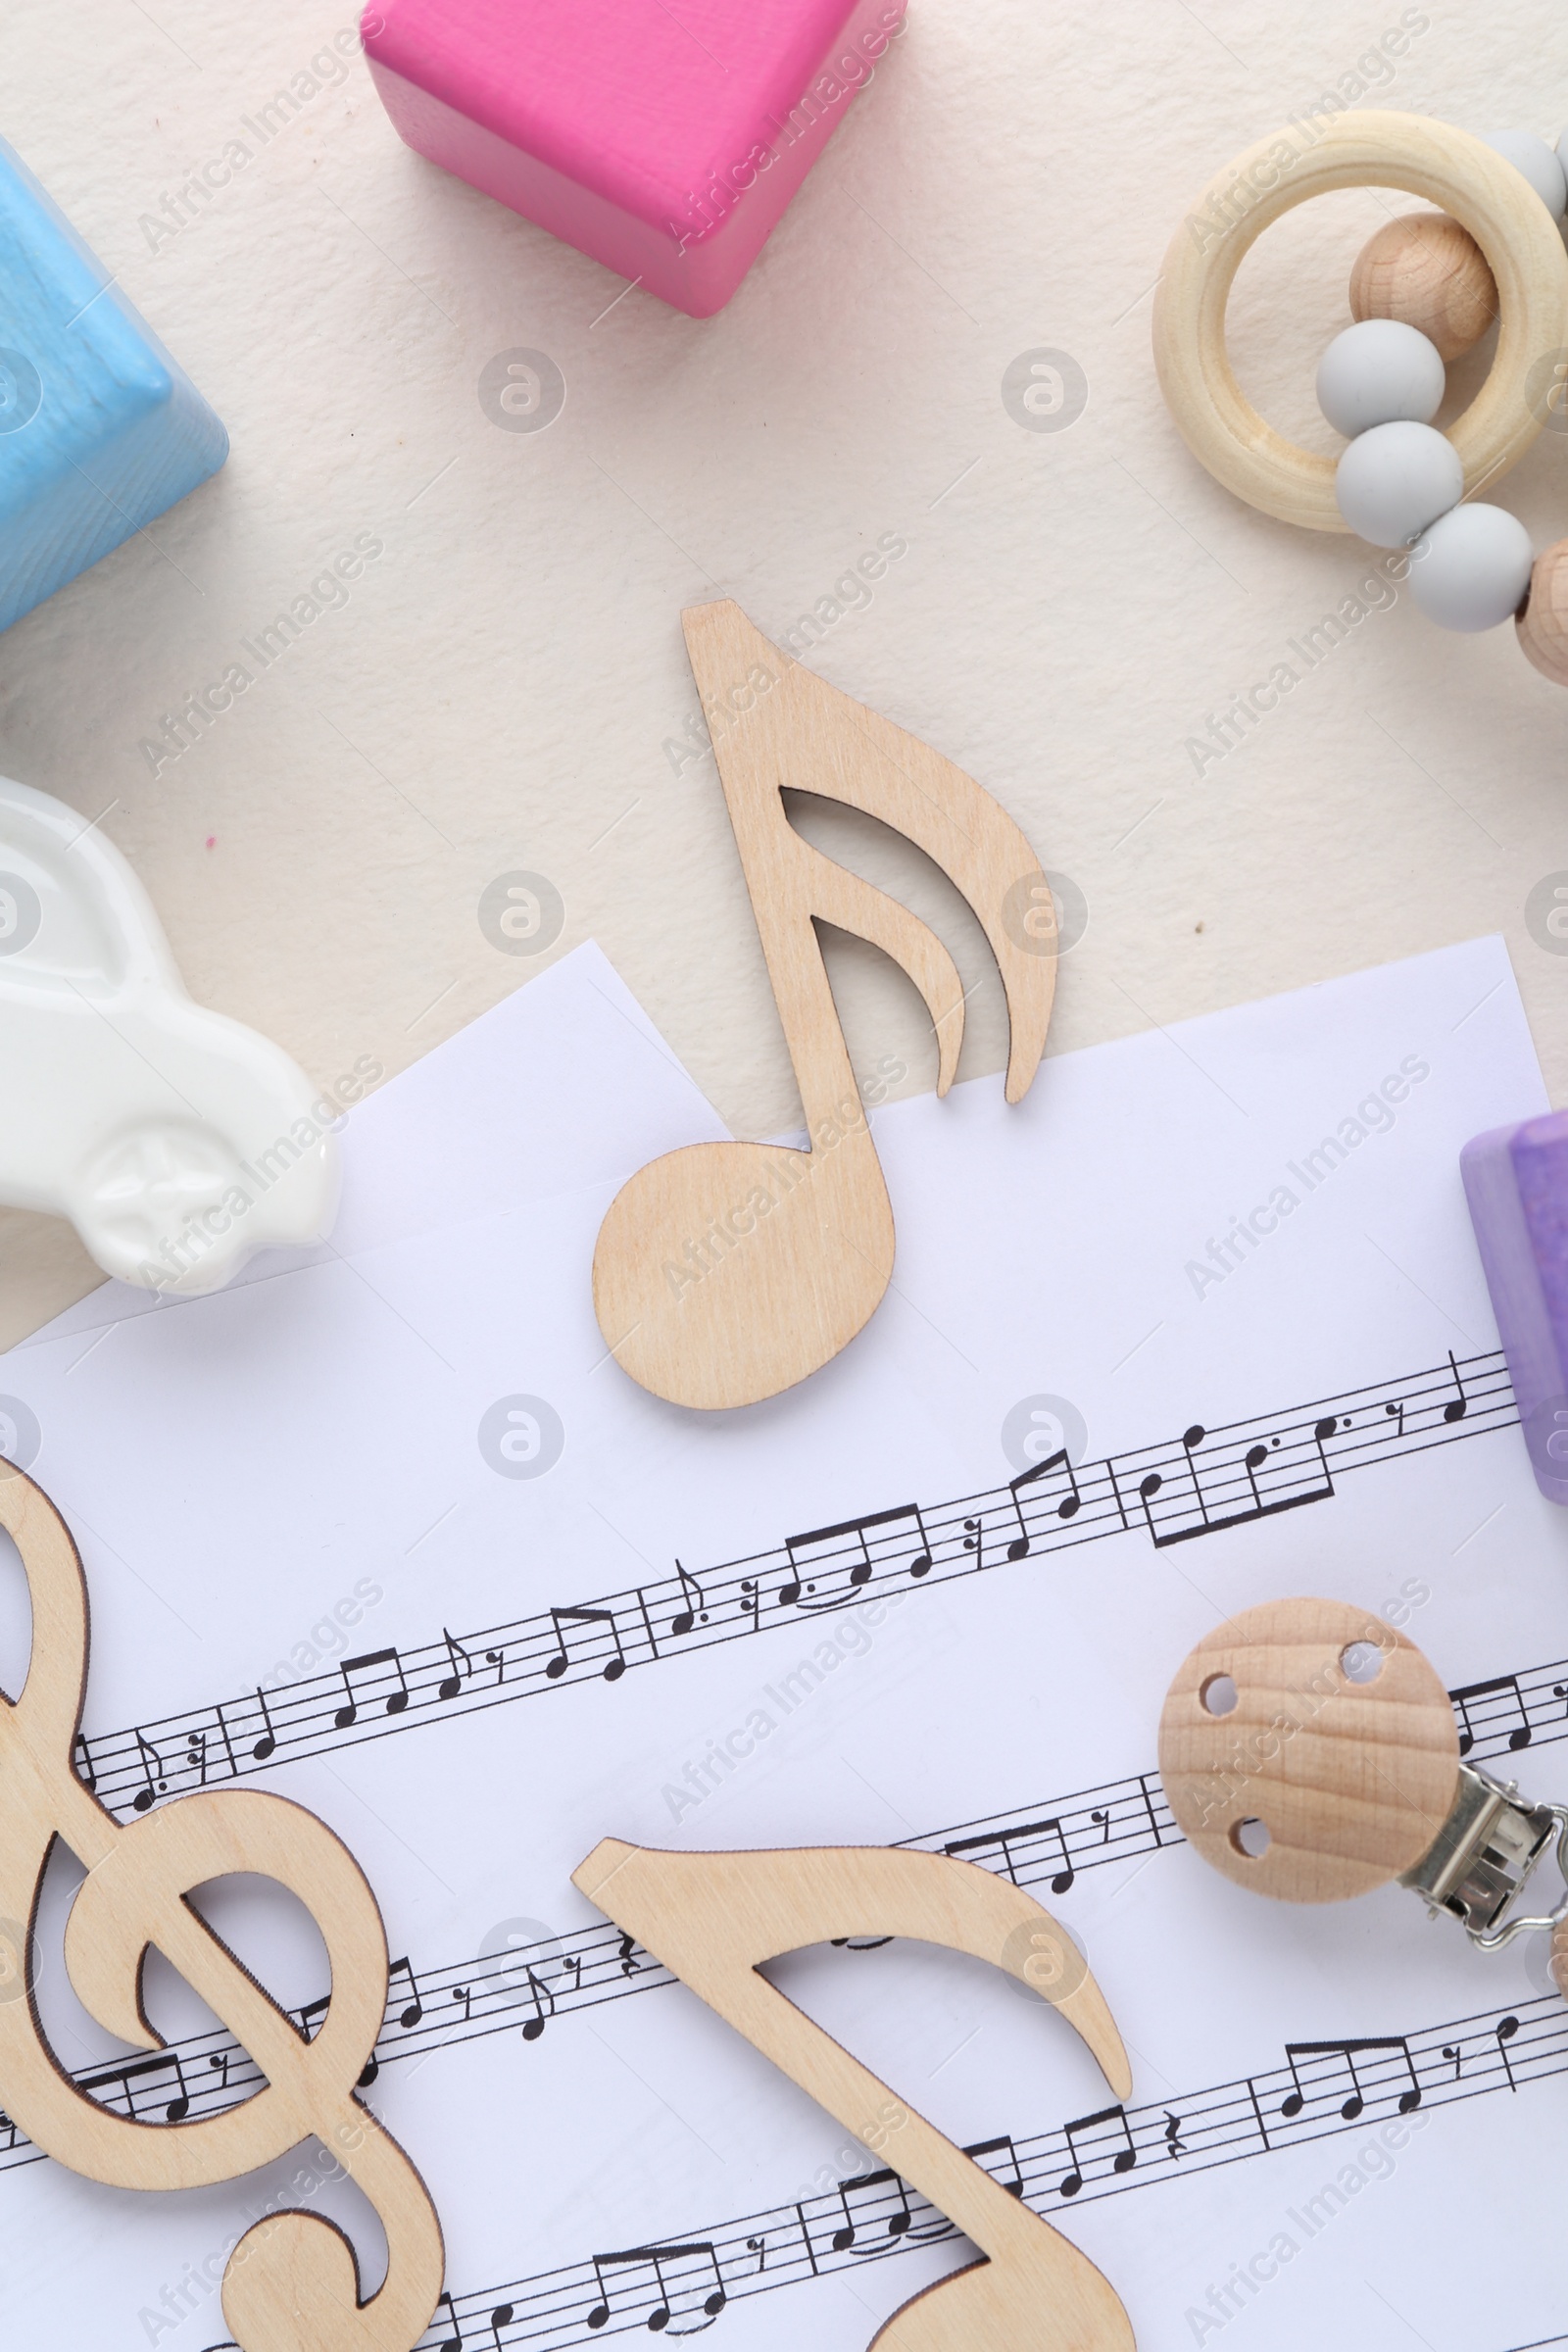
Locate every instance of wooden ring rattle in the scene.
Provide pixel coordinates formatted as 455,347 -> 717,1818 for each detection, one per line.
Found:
1153,111 -> 1568,684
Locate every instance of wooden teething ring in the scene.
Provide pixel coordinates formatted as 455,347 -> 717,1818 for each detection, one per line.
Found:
1153,110 -> 1568,531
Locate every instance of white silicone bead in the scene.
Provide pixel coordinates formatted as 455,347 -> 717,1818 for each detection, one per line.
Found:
1334,420 -> 1464,547
1316,319 -> 1446,437
1408,503 -> 1536,631
1481,129 -> 1568,218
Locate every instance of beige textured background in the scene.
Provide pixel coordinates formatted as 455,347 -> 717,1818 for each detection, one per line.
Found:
1,0 -> 1565,1347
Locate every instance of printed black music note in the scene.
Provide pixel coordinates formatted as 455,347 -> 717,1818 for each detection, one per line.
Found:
965,2133 -> 1024,2198
81,2050 -> 190,2123
1280,2037 -> 1420,2122
1441,2044 -> 1462,2081
1385,1397 -> 1406,1439
781,1503 -> 931,1607
332,1647 -> 409,1728
488,2301 -> 515,2351
1179,1425 -> 1209,1525
1136,1470 -> 1162,1539
671,1563 -> 709,1637
1004,1451 -> 1082,1560
564,1953 -> 583,1992
438,1629 -> 472,1702
208,2050 -> 231,2092
617,1933 -> 643,1977
432,2287 -> 466,2351
250,1687 -> 278,1761
186,1726 -> 209,1786
1450,1673 -> 1532,1756
545,1606 -> 626,1683
586,2243 -> 726,2332
131,1730 -> 168,1814
831,2169 -> 911,2250
521,1967 -> 555,2042
484,1645 -> 507,1685
387,1956 -> 424,2029
961,1515 -> 983,1570
746,2235 -> 767,2274
1091,1808 -> 1109,1843
451,1985 -> 473,2024
1495,2014 -> 1520,2091
1163,2111 -> 1185,2160
1058,2104 -> 1136,2196
1241,1443 -> 1271,1511
945,1815 -> 1075,1896
1443,1350 -> 1469,1424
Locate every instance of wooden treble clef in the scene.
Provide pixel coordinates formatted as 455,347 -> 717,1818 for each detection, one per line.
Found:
592,600 -> 1057,1410
0,1461 -> 444,2352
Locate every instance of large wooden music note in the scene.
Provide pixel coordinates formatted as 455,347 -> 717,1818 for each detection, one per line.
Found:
572,1838 -> 1137,2352
0,1461 -> 444,2352
592,601 -> 1056,1410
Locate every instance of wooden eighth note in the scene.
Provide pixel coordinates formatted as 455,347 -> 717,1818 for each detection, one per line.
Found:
572,1839 -> 1137,2352
592,600 -> 1056,1409
0,1462 -> 444,2352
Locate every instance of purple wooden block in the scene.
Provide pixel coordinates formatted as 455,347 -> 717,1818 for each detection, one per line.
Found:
1461,1109 -> 1568,1502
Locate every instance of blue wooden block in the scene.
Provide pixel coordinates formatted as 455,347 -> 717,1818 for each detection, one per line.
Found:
0,133 -> 227,634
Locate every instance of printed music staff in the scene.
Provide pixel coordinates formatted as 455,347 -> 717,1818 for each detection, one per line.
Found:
573,1838 -> 1138,2352
51,1345 -> 1522,1824
591,597 -> 1055,1411
222,1984 -> 1568,2352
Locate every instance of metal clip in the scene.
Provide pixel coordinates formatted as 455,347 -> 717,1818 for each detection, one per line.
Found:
1398,1761 -> 1568,1950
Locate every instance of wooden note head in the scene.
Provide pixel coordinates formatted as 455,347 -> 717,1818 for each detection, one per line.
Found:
593,1132 -> 895,1411
592,601 -> 1055,1412
1157,1597 -> 1460,1903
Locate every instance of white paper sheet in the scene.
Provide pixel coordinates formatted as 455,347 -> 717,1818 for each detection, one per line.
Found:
3,935 -> 1566,2352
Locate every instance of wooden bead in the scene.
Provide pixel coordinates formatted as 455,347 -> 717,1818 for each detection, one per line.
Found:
1516,537 -> 1568,685
1153,111 -> 1568,530
1350,212 -> 1499,362
1157,1597 -> 1460,1904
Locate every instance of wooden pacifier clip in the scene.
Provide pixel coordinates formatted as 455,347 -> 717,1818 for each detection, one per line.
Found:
1158,1598 -> 1568,1984
1155,112 -> 1568,684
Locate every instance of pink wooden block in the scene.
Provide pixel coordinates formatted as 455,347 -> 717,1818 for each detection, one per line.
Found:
362,0 -> 905,318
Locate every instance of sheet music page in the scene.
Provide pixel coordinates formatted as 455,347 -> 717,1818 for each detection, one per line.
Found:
3,933 -> 1566,2352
